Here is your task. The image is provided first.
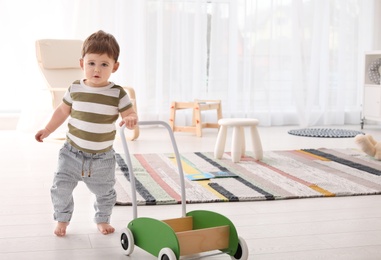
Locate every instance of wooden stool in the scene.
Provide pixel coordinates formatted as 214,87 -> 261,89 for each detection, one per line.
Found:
169,100 -> 222,137
214,118 -> 263,162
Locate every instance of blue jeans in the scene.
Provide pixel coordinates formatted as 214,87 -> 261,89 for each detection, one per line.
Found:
51,142 -> 116,224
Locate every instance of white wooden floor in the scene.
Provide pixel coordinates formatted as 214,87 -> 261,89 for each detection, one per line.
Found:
1,124 -> 381,260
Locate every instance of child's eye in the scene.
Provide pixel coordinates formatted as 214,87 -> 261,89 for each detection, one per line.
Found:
88,62 -> 95,66
101,63 -> 109,67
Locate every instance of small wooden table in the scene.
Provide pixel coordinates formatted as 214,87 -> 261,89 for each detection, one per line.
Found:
169,100 -> 222,137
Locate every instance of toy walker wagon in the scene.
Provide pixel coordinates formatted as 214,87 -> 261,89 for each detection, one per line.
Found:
119,121 -> 249,260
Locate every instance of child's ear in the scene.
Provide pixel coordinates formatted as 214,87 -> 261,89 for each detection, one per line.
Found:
112,62 -> 120,73
79,58 -> 84,69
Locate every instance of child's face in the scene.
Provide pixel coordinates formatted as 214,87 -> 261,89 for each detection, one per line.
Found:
80,53 -> 119,87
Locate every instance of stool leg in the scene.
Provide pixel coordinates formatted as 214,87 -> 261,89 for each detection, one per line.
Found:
231,126 -> 242,162
250,126 -> 263,160
214,125 -> 227,159
217,102 -> 222,120
169,102 -> 176,131
194,102 -> 202,137
239,126 -> 245,157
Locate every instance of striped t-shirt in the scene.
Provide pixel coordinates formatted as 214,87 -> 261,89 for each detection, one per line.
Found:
63,79 -> 132,153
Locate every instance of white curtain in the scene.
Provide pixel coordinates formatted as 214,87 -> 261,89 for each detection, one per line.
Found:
208,0 -> 377,127
0,0 -> 378,131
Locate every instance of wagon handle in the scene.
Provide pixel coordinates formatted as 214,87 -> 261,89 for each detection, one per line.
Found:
119,121 -> 187,219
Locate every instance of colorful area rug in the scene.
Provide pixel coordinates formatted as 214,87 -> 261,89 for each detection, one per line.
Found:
114,148 -> 381,205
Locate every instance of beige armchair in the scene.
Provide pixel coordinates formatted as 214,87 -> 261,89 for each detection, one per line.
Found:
35,39 -> 139,140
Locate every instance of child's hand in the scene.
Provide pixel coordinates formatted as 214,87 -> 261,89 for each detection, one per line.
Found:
119,115 -> 138,130
35,128 -> 51,142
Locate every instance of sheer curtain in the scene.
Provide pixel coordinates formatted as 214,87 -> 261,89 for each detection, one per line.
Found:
102,0 -> 378,127
133,0 -> 210,123
0,0 -> 377,131
208,0 -> 377,127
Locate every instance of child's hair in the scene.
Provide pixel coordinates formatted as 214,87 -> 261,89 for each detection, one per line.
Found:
81,30 -> 120,62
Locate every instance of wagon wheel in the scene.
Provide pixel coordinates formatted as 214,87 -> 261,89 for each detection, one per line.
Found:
158,247 -> 177,260
231,236 -> 249,260
120,228 -> 134,255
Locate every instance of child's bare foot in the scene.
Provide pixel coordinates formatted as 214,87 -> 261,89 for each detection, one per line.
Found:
97,223 -> 115,235
54,222 -> 69,237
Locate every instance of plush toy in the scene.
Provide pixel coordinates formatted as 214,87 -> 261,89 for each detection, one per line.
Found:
354,134 -> 381,160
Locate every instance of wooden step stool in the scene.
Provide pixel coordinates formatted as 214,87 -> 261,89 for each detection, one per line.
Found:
169,100 -> 222,137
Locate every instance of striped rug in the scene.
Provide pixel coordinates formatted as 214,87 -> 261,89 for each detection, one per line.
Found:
114,148 -> 381,205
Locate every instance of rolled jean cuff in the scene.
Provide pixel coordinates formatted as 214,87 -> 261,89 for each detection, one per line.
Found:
94,216 -> 111,224
54,212 -> 72,223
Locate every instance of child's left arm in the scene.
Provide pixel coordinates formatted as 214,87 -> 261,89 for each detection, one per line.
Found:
119,107 -> 138,130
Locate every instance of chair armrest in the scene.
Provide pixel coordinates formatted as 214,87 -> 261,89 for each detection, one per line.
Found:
124,87 -> 136,100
